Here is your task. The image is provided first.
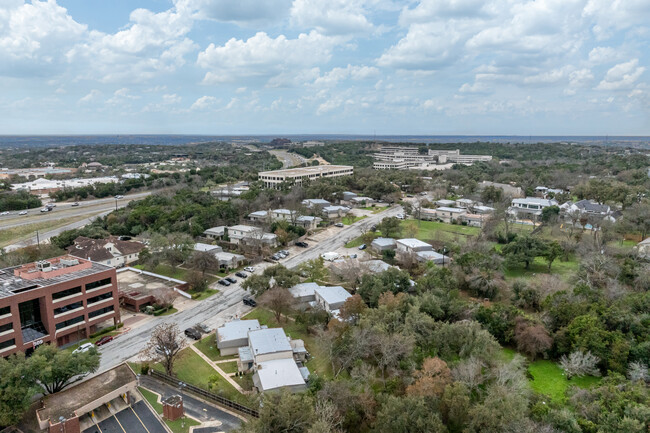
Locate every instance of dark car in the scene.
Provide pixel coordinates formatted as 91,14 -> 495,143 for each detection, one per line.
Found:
235,271 -> 248,278
184,328 -> 201,340
218,279 -> 231,286
243,297 -> 257,307
295,241 -> 309,248
95,335 -> 113,346
334,222 -> 344,227
226,277 -> 237,284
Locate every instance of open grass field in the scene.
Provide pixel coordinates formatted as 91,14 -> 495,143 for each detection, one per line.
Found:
133,264 -> 218,285
190,288 -> 219,301
528,360 -> 601,403
194,334 -> 237,361
400,219 -> 481,244
503,255 -> 579,281
244,308 -> 334,379
0,213 -> 101,248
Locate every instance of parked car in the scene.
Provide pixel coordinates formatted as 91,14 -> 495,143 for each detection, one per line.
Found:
271,254 -> 280,261
19,211 -> 27,215
73,343 -> 94,354
295,241 -> 308,248
358,244 -> 367,250
243,297 -> 257,307
226,277 -> 237,284
334,222 -> 344,227
0,211 -> 9,216
218,279 -> 231,286
40,207 -> 51,213
396,214 -> 404,219
71,202 -> 80,206
115,195 -> 124,199
350,254 -> 358,259
370,224 -> 377,231
95,335 -> 113,346
184,328 -> 201,340
244,266 -> 255,272
195,324 -> 211,334
235,271 -> 248,278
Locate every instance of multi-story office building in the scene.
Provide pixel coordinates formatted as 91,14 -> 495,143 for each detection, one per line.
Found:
0,255 -> 120,356
258,165 -> 354,189
373,146 -> 492,169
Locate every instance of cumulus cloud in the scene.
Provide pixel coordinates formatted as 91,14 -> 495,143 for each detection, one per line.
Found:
290,0 -> 374,35
197,31 -> 337,84
78,89 -> 101,104
313,64 -> 379,87
596,59 -> 645,90
190,95 -> 218,110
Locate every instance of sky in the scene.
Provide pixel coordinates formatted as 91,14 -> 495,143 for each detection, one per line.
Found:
0,0 -> 649,136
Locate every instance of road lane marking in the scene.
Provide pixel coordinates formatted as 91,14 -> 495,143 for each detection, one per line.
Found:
130,406 -> 152,433
112,414 -> 127,433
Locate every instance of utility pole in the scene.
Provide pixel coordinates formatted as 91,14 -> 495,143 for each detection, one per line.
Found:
36,230 -> 40,248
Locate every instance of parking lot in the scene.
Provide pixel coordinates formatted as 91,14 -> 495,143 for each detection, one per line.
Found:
82,401 -> 166,433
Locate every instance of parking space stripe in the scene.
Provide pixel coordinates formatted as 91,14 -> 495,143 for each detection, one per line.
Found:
112,414 -> 127,433
130,406 -> 152,433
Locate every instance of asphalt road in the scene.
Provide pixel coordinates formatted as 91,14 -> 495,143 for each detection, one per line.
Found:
0,191 -> 152,230
94,205 -> 401,374
268,150 -> 305,168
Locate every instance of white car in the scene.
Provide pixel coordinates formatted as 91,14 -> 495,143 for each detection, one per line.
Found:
0,211 -> 9,216
396,214 -> 405,219
19,211 -> 27,215
72,343 -> 94,354
244,266 -> 255,273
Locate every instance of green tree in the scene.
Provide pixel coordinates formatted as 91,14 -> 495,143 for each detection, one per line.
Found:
480,186 -> 503,204
501,235 -> 546,270
242,274 -> 272,297
240,389 -> 315,433
540,205 -> 560,223
0,352 -> 38,426
358,268 -> 412,307
299,257 -> 328,283
378,217 -> 402,238
542,240 -> 563,271
30,344 -> 100,394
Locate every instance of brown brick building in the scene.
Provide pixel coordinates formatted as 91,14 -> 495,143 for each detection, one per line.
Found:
0,255 -> 120,356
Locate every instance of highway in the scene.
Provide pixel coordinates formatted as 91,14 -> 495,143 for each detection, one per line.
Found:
94,205 -> 401,374
269,149 -> 306,168
0,191 -> 152,230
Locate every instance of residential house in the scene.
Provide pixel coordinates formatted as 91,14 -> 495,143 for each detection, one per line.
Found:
216,319 -> 261,355
193,243 -> 223,254
509,198 -> 558,219
322,205 -> 351,219
561,200 -> 612,218
295,215 -> 322,230
396,238 -> 448,264
228,225 -> 278,247
314,286 -> 352,316
67,236 -> 145,268
203,226 -> 226,240
371,237 -> 396,252
455,198 -> 474,208
473,205 -> 495,215
289,282 -> 320,306
435,207 -> 467,223
460,213 -> 488,228
248,210 -> 269,224
350,196 -> 375,206
271,209 -> 296,222
435,199 -> 456,207
301,199 -> 331,209
214,252 -> 246,270
342,191 -> 358,202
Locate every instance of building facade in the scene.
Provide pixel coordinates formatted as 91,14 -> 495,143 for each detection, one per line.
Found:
258,165 -> 354,189
0,256 -> 120,356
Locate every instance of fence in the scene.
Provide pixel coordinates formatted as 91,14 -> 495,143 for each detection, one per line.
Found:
150,370 -> 259,418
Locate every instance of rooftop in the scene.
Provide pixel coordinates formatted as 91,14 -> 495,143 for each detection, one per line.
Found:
229,224 -> 262,233
258,165 -> 353,177
204,226 -> 226,235
248,328 -> 292,355
38,363 -> 135,421
512,197 -> 558,206
371,237 -> 396,247
217,319 -> 261,343
397,238 -> 433,249
0,256 -> 112,299
289,282 -> 320,298
193,243 -> 222,253
254,358 -> 306,391
436,199 -> 456,205
116,267 -> 185,299
436,206 -> 466,213
249,210 -> 268,217
314,286 -> 352,306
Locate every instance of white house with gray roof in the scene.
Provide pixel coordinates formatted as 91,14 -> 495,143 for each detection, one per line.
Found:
509,197 -> 558,219
371,237 -> 396,252
314,286 -> 352,314
216,319 -> 261,355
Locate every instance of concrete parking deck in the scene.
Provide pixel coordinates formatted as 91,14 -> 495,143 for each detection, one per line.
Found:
82,401 -> 166,433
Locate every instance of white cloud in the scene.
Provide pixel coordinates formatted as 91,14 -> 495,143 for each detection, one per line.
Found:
596,59 -> 645,90
290,0 -> 374,35
588,46 -> 618,64
314,64 -> 379,87
78,89 -> 101,104
197,31 -> 338,84
190,95 -> 218,110
0,0 -> 86,76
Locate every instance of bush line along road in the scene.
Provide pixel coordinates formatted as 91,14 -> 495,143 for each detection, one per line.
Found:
94,205 -> 401,374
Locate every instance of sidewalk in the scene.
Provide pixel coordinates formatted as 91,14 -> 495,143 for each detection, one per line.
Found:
189,345 -> 248,394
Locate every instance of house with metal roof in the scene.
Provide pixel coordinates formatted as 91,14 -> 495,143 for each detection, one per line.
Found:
509,197 -> 558,219
396,238 -> 434,254
289,282 -> 320,304
371,237 -> 396,252
301,198 -> 331,209
216,319 -> 261,355
253,358 -> 308,393
314,286 -> 352,314
435,206 -> 468,223
436,199 -> 456,207
203,226 -> 226,240
248,328 -> 293,363
321,205 -> 351,218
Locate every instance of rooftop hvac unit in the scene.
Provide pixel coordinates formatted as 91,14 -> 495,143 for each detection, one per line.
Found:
37,261 -> 53,272
60,258 -> 80,267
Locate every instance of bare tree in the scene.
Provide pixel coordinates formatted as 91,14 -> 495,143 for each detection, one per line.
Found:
260,286 -> 294,323
559,350 -> 600,379
452,357 -> 485,392
188,251 -> 219,277
144,323 -> 186,375
514,318 -> 553,360
154,288 -> 178,309
627,361 -> 649,383
406,357 -> 452,397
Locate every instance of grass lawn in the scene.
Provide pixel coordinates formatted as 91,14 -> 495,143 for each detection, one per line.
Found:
0,213 -> 102,248
528,360 -> 601,403
133,264 -> 218,285
342,215 -> 367,225
399,220 -> 480,244
194,334 -> 237,361
139,387 -> 200,433
345,233 -> 377,248
244,308 -> 334,379
361,206 -> 384,214
158,307 -> 178,316
220,361 -> 239,374
503,256 -> 579,281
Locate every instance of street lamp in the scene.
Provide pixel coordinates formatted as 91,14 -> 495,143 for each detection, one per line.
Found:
178,381 -> 187,428
441,246 -> 448,268
115,197 -> 118,211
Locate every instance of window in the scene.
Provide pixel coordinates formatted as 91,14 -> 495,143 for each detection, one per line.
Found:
52,286 -> 82,300
88,305 -> 114,319
0,339 -> 15,351
0,306 -> 9,316
87,292 -> 112,305
86,278 -> 112,292
55,315 -> 84,330
0,323 -> 13,333
53,301 -> 83,316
